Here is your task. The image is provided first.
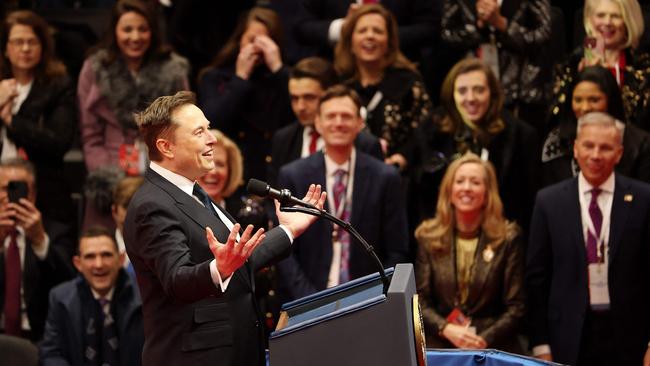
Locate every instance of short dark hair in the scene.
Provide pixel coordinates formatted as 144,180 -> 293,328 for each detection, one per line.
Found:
0,158 -> 36,182
318,84 -> 363,116
290,57 -> 337,89
78,226 -> 119,254
135,90 -> 196,161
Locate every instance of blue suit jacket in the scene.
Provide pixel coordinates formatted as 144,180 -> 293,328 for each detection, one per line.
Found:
526,174 -> 650,365
276,150 -> 410,301
39,271 -> 143,366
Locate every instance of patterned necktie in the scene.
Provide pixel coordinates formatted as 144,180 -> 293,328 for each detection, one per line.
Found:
586,188 -> 603,263
98,297 -> 119,366
308,129 -> 320,154
193,183 -> 218,217
3,229 -> 21,336
333,169 -> 351,284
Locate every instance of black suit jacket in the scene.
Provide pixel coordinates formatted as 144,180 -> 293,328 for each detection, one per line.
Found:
123,167 -> 292,366
526,174 -> 650,365
276,151 -> 409,300
269,122 -> 384,185
0,236 -> 72,341
39,271 -> 144,366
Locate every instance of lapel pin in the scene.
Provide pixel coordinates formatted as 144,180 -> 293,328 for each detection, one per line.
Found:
482,246 -> 494,263
624,194 -> 633,202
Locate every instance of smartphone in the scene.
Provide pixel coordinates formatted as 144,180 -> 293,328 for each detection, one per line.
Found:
584,35 -> 605,63
8,180 -> 28,203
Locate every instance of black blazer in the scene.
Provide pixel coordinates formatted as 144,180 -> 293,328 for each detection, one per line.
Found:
123,167 -> 292,366
526,174 -> 650,365
6,75 -> 77,222
39,271 -> 144,366
276,151 -> 409,300
269,122 -> 384,185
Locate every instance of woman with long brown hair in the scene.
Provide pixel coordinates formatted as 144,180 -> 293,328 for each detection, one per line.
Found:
0,10 -> 77,227
415,152 -> 525,352
335,4 -> 432,171
414,58 -> 538,233
78,0 -> 189,175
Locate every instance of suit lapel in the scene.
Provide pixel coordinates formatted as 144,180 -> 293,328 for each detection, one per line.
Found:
608,175 -> 632,265
565,179 -> 588,262
350,153 -> 369,226
145,168 -> 252,290
466,234 -> 493,307
289,124 -> 304,161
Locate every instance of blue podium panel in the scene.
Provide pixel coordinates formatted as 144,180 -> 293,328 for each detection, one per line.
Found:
270,264 -> 423,366
425,349 -> 566,366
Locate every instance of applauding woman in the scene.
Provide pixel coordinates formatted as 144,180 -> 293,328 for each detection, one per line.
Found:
0,10 -> 76,223
416,152 -> 525,352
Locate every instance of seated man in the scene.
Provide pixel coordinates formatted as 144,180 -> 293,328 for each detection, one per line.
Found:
0,158 -> 73,341
40,227 -> 144,366
277,85 -> 409,301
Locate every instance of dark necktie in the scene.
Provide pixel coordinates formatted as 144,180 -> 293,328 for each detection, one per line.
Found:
3,229 -> 21,336
193,183 -> 219,217
99,297 -> 119,366
308,129 -> 320,154
586,188 -> 603,263
333,169 -> 351,284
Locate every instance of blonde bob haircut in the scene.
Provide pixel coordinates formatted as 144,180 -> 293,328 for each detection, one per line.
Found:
415,152 -> 518,254
211,129 -> 244,198
334,3 -> 416,79
584,0 -> 644,49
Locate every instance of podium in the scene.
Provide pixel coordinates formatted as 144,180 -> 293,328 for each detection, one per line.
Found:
269,263 -> 426,366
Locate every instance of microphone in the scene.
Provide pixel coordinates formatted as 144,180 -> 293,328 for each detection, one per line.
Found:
246,179 -> 317,209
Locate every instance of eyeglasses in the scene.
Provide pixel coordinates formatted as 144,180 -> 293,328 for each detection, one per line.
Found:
7,38 -> 41,48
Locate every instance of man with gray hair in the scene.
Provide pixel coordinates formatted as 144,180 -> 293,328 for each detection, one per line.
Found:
527,111 -> 650,365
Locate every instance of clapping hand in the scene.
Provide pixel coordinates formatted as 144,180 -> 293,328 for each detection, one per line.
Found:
253,35 -> 282,73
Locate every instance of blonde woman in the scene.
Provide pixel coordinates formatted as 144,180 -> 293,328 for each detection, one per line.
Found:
551,0 -> 650,131
415,152 -> 525,352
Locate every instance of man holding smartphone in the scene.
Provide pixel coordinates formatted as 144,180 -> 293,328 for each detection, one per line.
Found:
0,158 -> 72,341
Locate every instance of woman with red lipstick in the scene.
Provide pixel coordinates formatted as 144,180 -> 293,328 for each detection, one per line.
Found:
0,10 -> 77,229
415,152 -> 525,352
414,58 -> 538,235
78,0 -> 189,175
551,0 -> 650,131
335,4 -> 432,172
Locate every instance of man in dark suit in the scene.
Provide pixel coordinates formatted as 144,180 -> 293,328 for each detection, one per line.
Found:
40,227 -> 143,366
527,112 -> 650,366
270,56 -> 383,185
0,158 -> 72,341
123,91 -> 325,366
277,85 -> 409,301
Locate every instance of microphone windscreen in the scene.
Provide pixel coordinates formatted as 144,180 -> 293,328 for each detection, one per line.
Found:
247,179 -> 269,197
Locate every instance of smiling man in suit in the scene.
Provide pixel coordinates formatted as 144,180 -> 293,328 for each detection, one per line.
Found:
527,112 -> 650,366
270,56 -> 383,185
123,91 -> 326,366
276,84 -> 408,301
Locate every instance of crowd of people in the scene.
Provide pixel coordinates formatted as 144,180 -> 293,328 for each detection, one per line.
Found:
1,0 -> 650,365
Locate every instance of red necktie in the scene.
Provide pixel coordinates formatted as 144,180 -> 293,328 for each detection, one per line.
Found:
362,0 -> 378,3
333,169 -> 351,283
309,129 -> 320,154
3,230 -> 21,335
